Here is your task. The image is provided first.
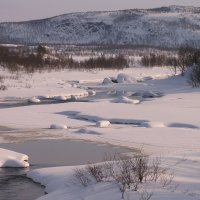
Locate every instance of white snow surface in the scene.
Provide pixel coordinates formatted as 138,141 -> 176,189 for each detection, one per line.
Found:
0,148 -> 29,167
1,66 -> 200,199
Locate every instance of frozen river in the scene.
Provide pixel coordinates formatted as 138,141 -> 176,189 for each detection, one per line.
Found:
0,139 -> 130,200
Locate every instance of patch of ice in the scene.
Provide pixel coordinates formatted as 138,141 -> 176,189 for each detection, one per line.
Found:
96,120 -> 111,128
50,124 -> 68,129
0,148 -> 29,168
140,122 -> 166,128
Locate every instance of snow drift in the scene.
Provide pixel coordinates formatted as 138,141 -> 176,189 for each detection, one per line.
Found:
0,148 -> 29,167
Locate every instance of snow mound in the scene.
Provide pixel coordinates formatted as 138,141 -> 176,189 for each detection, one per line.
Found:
117,73 -> 136,83
50,124 -> 68,129
53,96 -> 68,101
96,120 -> 111,128
37,95 -> 51,99
70,95 -> 77,101
112,96 -> 140,104
87,90 -> 96,96
102,77 -> 113,85
28,97 -> 41,103
0,148 -> 29,168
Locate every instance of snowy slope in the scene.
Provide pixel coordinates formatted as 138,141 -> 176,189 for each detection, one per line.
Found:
1,5 -> 200,48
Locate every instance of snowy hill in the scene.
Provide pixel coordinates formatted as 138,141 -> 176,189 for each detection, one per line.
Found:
1,5 -> 200,48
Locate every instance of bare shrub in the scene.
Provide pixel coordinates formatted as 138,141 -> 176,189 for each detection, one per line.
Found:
140,53 -> 178,69
0,85 -> 7,91
160,171 -> 174,188
177,47 -> 200,76
139,189 -> 154,200
86,163 -> 104,182
0,46 -> 128,73
73,151 -> 175,199
188,64 -> 200,87
74,168 -> 91,187
0,75 -> 3,83
80,54 -> 128,70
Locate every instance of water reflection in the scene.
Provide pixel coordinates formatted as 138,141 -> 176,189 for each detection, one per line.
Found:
0,168 -> 44,200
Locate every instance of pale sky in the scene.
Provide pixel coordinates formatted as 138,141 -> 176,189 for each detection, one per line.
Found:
0,0 -> 200,22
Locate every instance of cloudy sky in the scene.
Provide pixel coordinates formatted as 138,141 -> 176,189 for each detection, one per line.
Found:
0,0 -> 200,22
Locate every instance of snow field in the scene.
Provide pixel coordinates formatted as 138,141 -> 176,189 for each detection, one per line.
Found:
0,67 -> 200,200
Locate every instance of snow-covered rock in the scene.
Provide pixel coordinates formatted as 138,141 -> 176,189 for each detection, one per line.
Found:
28,96 -> 41,103
116,73 -> 136,83
70,95 -> 77,101
0,148 -> 29,168
87,90 -> 96,96
50,124 -> 68,129
53,95 -> 68,101
102,77 -> 113,85
96,120 -> 111,128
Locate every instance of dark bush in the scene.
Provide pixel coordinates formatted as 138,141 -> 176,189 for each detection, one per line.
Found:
188,64 -> 200,87
0,46 -> 128,73
177,47 -> 200,76
141,53 -> 178,68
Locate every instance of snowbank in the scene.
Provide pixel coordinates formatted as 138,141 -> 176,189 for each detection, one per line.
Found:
53,96 -> 68,101
112,96 -> 140,104
116,73 -> 136,83
96,120 -> 111,128
0,148 -> 29,168
102,77 -> 113,85
87,90 -> 96,96
102,73 -> 136,85
28,97 -> 41,103
50,124 -> 68,129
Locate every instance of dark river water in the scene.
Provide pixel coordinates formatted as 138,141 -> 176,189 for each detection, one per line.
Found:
0,139 -> 130,200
